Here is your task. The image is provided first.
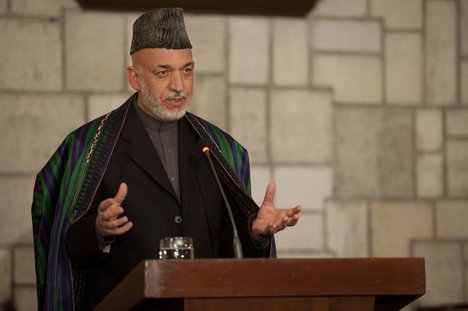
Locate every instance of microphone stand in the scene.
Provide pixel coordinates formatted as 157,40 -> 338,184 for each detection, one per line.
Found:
202,146 -> 243,259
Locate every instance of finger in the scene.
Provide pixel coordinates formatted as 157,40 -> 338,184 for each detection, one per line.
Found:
98,208 -> 119,224
287,215 -> 299,226
100,215 -> 130,229
98,198 -> 114,212
100,206 -> 125,221
105,221 -> 133,236
116,221 -> 133,235
266,222 -> 276,235
268,216 -> 285,234
285,205 -> 302,217
114,182 -> 128,205
262,181 -> 276,206
98,183 -> 128,213
96,211 -> 124,236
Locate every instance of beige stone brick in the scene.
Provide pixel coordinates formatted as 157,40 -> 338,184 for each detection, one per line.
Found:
436,201 -> 468,238
10,0 -> 75,17
463,62 -> 468,105
425,0 -> 457,106
462,0 -> 468,57
270,89 -> 332,163
0,19 -> 61,91
273,18 -> 308,86
401,304 -> 416,311
447,140 -> 468,197
312,0 -> 367,18
0,248 -> 12,304
326,201 -> 368,257
275,166 -> 332,212
13,287 -> 37,311
313,54 -> 382,104
371,201 -> 433,257
126,13 -> 140,92
337,106 -> 375,194
185,15 -> 226,73
376,108 -> 414,197
0,176 -> 35,244
0,94 -> 85,173
250,166 -> 271,206
385,132 -> 418,193
191,75 -> 226,130
274,213 -> 324,250
385,33 -> 422,105
276,250 -> 334,258
228,17 -> 269,85
312,20 -> 381,53
88,94 -> 132,121
416,109 -> 443,152
0,0 -> 6,12
371,0 -> 422,29
417,154 -> 443,198
466,266 -> 468,301
336,107 -> 414,198
465,242 -> 468,262
446,109 -> 468,137
230,88 -> 267,164
65,11 -> 126,91
127,14 -> 142,65
13,247 -> 35,285
413,241 -> 464,306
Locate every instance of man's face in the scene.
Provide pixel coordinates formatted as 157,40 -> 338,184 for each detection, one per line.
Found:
129,48 -> 194,121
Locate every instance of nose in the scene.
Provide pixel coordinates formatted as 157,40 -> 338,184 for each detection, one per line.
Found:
169,72 -> 183,93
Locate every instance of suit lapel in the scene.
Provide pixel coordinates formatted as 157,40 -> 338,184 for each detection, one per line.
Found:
179,117 -> 227,249
121,103 -> 179,202
179,118 -> 199,209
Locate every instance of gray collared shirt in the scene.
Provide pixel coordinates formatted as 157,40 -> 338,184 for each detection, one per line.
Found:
135,103 -> 180,201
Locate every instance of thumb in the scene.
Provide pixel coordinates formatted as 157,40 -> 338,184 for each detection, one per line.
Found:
262,181 -> 276,206
114,182 -> 128,205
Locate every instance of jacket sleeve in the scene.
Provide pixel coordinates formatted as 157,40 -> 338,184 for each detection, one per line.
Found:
31,137 -> 70,310
65,187 -> 107,264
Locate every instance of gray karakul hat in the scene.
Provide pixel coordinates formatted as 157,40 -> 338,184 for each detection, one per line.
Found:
130,7 -> 192,55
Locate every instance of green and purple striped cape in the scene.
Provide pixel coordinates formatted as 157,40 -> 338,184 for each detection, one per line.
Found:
31,95 -> 265,310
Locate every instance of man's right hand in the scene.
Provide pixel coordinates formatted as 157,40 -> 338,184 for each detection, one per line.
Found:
96,182 -> 133,238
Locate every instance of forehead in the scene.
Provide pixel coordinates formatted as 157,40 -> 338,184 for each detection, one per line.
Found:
133,48 -> 193,68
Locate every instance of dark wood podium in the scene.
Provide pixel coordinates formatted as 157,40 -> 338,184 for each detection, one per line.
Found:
95,258 -> 425,311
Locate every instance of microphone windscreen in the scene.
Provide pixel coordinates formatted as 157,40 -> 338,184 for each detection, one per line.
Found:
197,137 -> 212,153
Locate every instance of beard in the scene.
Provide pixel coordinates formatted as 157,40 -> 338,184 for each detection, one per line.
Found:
138,79 -> 189,121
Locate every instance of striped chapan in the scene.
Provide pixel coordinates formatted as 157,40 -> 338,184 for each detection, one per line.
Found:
31,94 -> 262,310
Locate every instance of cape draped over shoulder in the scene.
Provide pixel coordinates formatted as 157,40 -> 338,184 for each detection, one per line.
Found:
31,94 -> 268,310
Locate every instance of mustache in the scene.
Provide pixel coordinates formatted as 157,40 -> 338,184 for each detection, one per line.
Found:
164,92 -> 187,100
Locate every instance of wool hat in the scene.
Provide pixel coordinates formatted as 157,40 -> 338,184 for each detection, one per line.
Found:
130,7 -> 192,55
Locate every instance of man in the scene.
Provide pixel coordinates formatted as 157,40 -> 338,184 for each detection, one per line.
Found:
32,8 -> 301,310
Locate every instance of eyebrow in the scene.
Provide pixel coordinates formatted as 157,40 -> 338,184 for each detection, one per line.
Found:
157,61 -> 194,70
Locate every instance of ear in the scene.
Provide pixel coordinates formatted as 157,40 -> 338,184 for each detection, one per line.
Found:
126,66 -> 140,91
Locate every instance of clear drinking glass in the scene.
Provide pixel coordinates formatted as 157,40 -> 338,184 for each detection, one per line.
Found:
159,236 -> 194,259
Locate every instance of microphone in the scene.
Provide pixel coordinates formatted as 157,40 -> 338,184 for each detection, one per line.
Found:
200,140 -> 243,259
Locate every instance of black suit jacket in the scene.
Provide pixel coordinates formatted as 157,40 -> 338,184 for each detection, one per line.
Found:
66,104 -> 267,309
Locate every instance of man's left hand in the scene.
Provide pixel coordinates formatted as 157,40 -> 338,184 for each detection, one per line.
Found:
251,181 -> 301,239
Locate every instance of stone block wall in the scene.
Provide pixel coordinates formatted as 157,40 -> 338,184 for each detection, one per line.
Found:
0,0 -> 467,309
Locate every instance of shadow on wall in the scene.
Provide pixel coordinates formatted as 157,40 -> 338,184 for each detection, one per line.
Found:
0,302 -> 15,311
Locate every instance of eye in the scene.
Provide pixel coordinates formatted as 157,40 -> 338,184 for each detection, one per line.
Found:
156,70 -> 169,78
182,67 -> 193,75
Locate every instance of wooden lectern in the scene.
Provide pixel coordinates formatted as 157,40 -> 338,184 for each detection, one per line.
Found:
95,258 -> 425,311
